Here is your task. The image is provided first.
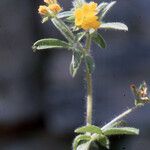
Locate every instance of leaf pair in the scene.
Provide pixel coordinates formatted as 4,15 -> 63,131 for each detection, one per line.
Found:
73,125 -> 139,150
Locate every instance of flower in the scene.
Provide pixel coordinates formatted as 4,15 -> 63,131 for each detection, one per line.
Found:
49,3 -> 62,13
38,5 -> 49,15
74,2 -> 100,30
38,0 -> 62,16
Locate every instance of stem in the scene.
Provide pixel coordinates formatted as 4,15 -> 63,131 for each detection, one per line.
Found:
102,106 -> 141,130
86,72 -> 93,125
85,33 -> 93,125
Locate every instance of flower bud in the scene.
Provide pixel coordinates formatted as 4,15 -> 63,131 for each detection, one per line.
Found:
38,5 -> 49,16
49,3 -> 62,13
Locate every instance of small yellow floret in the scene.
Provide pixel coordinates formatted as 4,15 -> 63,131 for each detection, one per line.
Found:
74,2 -> 100,30
38,5 -> 49,15
49,3 -> 62,13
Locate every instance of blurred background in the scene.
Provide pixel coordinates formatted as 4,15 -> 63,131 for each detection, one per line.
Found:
0,0 -> 150,149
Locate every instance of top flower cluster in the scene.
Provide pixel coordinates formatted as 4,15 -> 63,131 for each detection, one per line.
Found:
38,0 -> 101,30
38,0 -> 62,16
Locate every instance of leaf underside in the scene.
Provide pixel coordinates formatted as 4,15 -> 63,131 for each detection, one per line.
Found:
103,127 -> 139,136
32,38 -> 71,52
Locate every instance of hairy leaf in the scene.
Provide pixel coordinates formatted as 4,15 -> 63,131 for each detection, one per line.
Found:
75,125 -> 102,135
57,11 -> 73,19
32,38 -> 71,52
85,55 -> 95,74
97,135 -> 110,149
92,33 -> 106,49
101,1 -> 116,19
97,2 -> 108,12
73,134 -> 91,150
70,51 -> 82,77
100,22 -> 128,31
42,16 -> 49,23
76,32 -> 86,41
52,18 -> 75,42
76,141 -> 91,150
103,127 -> 139,136
66,16 -> 75,22
110,120 -> 127,128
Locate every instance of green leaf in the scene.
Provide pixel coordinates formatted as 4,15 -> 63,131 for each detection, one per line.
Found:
85,55 -> 95,74
77,141 -> 91,150
73,134 -> 91,150
66,16 -> 75,22
110,120 -> 127,128
103,127 -> 139,136
52,18 -> 75,42
89,142 -> 100,150
57,11 -> 73,19
42,16 -> 49,23
97,135 -> 110,149
97,2 -> 109,12
92,33 -> 106,49
75,125 -> 102,135
76,32 -> 86,41
100,1 -> 116,19
70,51 -> 82,77
32,38 -> 71,52
100,22 -> 128,31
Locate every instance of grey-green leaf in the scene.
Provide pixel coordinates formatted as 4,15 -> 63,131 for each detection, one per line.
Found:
57,11 -> 73,19
101,1 -> 116,19
52,18 -> 75,42
42,16 -> 49,23
66,16 -> 75,22
32,38 -> 71,52
92,33 -> 106,49
76,32 -> 86,41
75,125 -> 102,135
73,134 -> 91,150
103,127 -> 139,136
97,2 -> 108,13
110,120 -> 127,128
100,22 -> 128,31
70,51 -> 82,77
77,141 -> 91,150
97,135 -> 110,149
85,55 -> 95,74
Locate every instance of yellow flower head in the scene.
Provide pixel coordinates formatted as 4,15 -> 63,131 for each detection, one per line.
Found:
74,2 -> 100,30
49,3 -> 62,13
38,5 -> 49,15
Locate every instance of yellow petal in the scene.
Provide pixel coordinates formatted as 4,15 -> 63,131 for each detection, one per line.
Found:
74,2 -> 100,30
89,2 -> 98,11
49,3 -> 62,13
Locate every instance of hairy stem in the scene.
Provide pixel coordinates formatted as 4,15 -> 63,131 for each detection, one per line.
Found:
85,33 -> 93,125
102,106 -> 141,130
